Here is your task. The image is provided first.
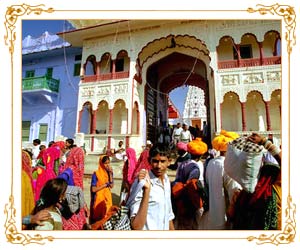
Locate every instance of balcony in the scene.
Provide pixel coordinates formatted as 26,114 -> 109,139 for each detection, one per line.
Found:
218,56 -> 281,69
82,71 -> 130,83
22,76 -> 60,93
22,76 -> 60,105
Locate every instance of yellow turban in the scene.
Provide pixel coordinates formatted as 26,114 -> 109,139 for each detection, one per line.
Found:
187,138 -> 208,156
212,130 -> 239,152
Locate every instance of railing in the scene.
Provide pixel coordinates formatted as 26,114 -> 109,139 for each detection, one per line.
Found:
218,56 -> 281,69
22,76 -> 60,92
82,71 -> 130,83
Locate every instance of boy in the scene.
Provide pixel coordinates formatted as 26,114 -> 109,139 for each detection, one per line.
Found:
129,143 -> 175,230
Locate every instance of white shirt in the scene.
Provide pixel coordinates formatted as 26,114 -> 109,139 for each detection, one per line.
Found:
199,156 -> 241,230
130,171 -> 175,230
35,208 -> 62,230
179,130 -> 192,143
31,145 -> 40,167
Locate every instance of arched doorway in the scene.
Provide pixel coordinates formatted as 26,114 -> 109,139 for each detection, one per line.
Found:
145,52 -> 211,144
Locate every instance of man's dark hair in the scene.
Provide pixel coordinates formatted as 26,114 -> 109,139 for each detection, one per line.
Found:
33,139 -> 41,145
149,143 -> 171,159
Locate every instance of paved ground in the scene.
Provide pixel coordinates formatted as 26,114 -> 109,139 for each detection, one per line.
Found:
83,158 -> 176,209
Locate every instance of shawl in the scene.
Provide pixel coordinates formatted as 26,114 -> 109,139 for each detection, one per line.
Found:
133,149 -> 152,178
34,146 -> 61,201
123,148 -> 137,185
91,155 -> 113,222
60,147 -> 86,230
61,147 -> 85,189
22,151 -> 35,217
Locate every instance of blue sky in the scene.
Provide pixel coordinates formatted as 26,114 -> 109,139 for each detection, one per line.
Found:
22,20 -> 188,115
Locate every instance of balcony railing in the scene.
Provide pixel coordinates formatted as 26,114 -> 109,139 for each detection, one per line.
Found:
82,71 -> 130,83
218,56 -> 281,69
22,76 -> 60,92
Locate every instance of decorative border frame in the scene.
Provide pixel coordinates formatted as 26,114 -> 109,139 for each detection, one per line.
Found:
2,2 -> 296,247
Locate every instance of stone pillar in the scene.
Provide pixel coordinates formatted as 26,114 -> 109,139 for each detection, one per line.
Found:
77,110 -> 83,133
258,42 -> 264,65
264,101 -> 272,131
92,110 -> 97,134
108,109 -> 113,149
112,59 -> 116,79
241,102 -> 247,131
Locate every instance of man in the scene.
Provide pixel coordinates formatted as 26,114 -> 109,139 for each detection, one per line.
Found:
129,143 -> 175,230
179,124 -> 193,143
32,138 -> 41,167
172,123 -> 183,145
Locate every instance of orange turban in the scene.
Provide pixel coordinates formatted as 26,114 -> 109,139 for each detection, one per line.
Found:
212,130 -> 239,152
187,138 -> 208,156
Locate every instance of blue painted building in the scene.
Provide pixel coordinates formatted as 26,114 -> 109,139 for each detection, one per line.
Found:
22,31 -> 82,148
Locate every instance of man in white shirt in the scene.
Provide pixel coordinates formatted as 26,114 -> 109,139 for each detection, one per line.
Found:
172,123 -> 183,145
31,139 -> 41,167
179,124 -> 193,143
129,144 -> 175,230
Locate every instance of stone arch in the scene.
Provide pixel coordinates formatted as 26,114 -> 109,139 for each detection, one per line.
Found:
221,92 -> 242,131
112,99 -> 127,134
245,91 -> 265,131
96,100 -> 109,134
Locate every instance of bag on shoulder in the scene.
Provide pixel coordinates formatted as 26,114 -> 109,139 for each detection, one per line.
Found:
91,179 -> 146,230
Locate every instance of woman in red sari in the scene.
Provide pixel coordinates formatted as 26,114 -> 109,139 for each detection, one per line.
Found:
59,146 -> 88,230
33,141 -> 65,202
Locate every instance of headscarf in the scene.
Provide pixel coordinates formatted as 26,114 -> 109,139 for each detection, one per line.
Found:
212,130 -> 239,152
22,150 -> 33,183
187,137 -> 208,156
92,155 -> 113,221
124,148 -> 137,185
177,142 -> 188,152
62,147 -> 85,189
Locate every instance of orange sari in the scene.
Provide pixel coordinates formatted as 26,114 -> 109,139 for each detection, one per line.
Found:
91,155 -> 113,222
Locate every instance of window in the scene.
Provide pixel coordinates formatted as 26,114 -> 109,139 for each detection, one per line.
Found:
115,58 -> 124,72
233,44 -> 252,59
39,124 -> 48,141
73,63 -> 81,76
25,70 -> 35,78
46,67 -> 53,78
75,54 -> 82,61
22,121 -> 31,141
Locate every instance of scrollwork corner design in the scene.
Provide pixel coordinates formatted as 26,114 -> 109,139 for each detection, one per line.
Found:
4,195 -> 54,245
4,3 -> 54,54
247,195 -> 296,245
247,3 -> 296,54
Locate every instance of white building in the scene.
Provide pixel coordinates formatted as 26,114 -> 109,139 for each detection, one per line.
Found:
58,19 -> 281,152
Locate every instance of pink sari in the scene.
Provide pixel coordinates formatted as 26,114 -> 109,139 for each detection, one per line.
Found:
60,147 -> 87,230
34,145 -> 62,201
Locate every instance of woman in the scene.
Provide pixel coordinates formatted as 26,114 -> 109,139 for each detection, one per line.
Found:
59,146 -> 88,230
90,155 -> 114,224
22,150 -> 35,227
33,141 -> 65,201
33,178 -> 68,230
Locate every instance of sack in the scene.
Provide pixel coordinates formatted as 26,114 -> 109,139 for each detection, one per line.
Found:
224,137 -> 266,193
91,179 -> 146,230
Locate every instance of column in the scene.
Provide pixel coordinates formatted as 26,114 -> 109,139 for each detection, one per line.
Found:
112,59 -> 116,79
91,110 -> 97,134
96,62 -> 101,80
264,101 -> 272,131
241,102 -> 247,131
107,109 -> 113,149
258,42 -> 264,65
77,110 -> 83,133
219,103 -> 222,129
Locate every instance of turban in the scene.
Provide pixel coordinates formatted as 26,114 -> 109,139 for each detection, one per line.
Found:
212,130 -> 239,152
187,138 -> 208,156
176,142 -> 188,152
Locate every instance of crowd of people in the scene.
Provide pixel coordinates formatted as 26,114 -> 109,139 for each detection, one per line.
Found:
22,129 -> 281,231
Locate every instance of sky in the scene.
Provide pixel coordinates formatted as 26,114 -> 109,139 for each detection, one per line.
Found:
22,20 -> 188,115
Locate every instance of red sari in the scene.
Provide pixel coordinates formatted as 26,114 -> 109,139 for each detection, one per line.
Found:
60,147 -> 87,230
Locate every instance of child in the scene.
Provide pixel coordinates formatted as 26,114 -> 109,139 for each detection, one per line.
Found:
129,143 -> 175,230
32,178 -> 68,230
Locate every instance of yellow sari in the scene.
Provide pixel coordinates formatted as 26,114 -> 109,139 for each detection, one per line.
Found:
91,155 -> 113,222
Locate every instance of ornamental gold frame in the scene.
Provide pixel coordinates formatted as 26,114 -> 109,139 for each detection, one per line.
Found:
2,2 -> 296,247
